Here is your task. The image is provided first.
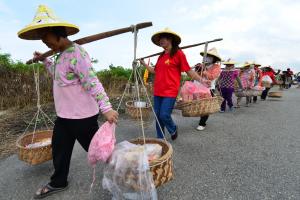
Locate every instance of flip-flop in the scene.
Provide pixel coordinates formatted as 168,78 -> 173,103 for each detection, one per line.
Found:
34,184 -> 69,199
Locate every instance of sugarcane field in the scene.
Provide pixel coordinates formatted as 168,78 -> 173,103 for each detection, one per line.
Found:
1,1 -> 300,200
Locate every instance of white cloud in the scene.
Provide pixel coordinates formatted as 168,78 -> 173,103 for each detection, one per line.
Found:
169,0 -> 300,70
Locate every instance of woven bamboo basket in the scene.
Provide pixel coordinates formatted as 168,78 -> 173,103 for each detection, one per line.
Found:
180,96 -> 223,117
262,81 -> 272,88
235,90 -> 254,97
16,130 -> 52,165
174,101 -> 183,110
130,138 -> 174,187
125,101 -> 152,119
268,91 -> 283,98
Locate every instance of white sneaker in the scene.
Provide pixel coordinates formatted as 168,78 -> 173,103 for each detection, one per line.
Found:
196,125 -> 206,131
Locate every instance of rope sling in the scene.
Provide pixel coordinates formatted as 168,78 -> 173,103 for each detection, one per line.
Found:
16,62 -> 55,165
116,25 -> 168,143
113,25 -> 174,188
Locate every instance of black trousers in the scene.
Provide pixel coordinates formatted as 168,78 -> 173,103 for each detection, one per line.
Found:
253,96 -> 257,102
199,89 -> 215,126
50,114 -> 99,188
261,88 -> 270,100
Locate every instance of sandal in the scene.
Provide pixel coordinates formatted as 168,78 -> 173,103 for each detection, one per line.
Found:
34,184 -> 69,199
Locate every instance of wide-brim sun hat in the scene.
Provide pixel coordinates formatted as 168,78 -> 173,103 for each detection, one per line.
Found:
253,62 -> 261,67
200,47 -> 221,62
18,5 -> 79,40
223,58 -> 237,65
241,61 -> 253,68
151,28 -> 181,46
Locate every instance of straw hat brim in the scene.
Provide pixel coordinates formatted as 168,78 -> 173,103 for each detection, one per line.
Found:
200,52 -> 221,61
151,30 -> 181,46
18,23 -> 79,40
223,62 -> 237,65
241,63 -> 252,68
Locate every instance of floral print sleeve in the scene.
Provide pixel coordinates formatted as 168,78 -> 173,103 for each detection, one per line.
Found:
205,64 -> 221,80
43,58 -> 55,77
69,45 -> 112,114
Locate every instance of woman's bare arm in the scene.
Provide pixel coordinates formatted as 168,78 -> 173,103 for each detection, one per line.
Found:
139,59 -> 155,74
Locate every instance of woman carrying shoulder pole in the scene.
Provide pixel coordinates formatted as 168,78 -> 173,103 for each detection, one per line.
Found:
195,48 -> 221,131
140,28 -> 203,140
18,5 -> 118,199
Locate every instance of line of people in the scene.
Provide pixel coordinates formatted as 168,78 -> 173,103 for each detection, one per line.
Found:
221,61 -> 279,108
141,28 -> 284,138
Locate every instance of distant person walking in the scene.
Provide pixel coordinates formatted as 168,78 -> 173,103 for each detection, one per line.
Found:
261,67 -> 277,100
217,59 -> 242,112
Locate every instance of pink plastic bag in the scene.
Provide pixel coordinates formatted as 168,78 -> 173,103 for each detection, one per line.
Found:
88,122 -> 116,166
181,81 -> 197,94
181,81 -> 197,102
180,81 -> 211,102
193,81 -> 211,100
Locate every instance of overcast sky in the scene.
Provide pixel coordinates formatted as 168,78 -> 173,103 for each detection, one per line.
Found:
0,0 -> 299,72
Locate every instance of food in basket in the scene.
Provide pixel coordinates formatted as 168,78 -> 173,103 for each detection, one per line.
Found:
113,142 -> 162,163
133,101 -> 147,108
25,138 -> 51,148
145,144 -> 162,162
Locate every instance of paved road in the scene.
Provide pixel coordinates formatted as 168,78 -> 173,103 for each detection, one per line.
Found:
1,87 -> 299,200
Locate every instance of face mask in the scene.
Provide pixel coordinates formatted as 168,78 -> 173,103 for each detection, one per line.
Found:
203,56 -> 214,64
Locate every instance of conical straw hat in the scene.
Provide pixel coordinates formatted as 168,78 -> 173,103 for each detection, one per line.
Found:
18,5 -> 79,40
241,61 -> 253,68
151,28 -> 181,46
253,61 -> 261,67
223,58 -> 237,65
200,47 -> 221,61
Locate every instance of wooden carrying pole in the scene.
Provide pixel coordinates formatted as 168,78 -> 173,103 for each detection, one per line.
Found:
138,38 -> 223,60
27,22 -> 153,64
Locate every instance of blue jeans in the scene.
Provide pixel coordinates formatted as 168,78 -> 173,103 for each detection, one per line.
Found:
154,96 -> 177,139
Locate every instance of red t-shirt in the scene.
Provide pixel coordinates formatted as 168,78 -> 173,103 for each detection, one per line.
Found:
154,49 -> 191,97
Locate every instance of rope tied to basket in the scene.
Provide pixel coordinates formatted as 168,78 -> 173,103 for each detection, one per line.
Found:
16,63 -> 55,165
112,26 -> 174,188
22,64 -> 54,138
116,25 -> 168,143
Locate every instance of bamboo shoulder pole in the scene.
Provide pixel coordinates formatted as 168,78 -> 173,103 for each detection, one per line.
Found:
27,22 -> 153,64
138,38 -> 223,60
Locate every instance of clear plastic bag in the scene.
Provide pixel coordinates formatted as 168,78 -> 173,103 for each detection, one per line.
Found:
103,141 -> 158,200
262,75 -> 273,83
144,144 -> 162,162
